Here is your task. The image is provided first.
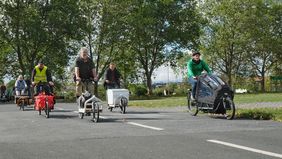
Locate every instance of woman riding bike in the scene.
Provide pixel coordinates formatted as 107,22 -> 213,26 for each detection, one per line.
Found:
187,51 -> 212,100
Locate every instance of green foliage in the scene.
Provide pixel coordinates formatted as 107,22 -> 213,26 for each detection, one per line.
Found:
200,0 -> 282,91
128,84 -> 147,96
63,90 -> 76,102
6,80 -> 15,89
125,0 -> 202,95
0,0 -> 85,78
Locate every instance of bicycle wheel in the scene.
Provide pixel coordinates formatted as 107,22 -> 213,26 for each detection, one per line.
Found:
92,102 -> 99,123
187,90 -> 198,116
79,113 -> 84,119
223,97 -> 235,120
19,101 -> 24,111
45,102 -> 50,118
120,97 -> 127,114
21,102 -> 25,111
38,107 -> 41,115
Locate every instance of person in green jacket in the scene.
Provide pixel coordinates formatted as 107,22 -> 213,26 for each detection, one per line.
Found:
187,51 -> 211,100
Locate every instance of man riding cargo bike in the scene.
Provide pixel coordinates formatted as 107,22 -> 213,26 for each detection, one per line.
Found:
187,51 -> 235,120
32,60 -> 55,118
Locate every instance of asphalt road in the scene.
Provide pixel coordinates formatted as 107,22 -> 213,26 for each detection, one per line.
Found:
0,102 -> 281,159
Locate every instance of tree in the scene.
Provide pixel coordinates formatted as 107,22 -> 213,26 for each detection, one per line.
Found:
126,0 -> 201,95
78,0 -> 137,96
244,0 -> 282,92
0,0 -> 85,80
201,0 -> 252,87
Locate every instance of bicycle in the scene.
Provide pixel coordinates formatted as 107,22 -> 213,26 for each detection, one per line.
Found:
33,83 -> 55,118
187,74 -> 236,120
77,79 -> 102,123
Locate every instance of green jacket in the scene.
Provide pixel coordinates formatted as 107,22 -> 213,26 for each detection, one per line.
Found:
187,59 -> 211,78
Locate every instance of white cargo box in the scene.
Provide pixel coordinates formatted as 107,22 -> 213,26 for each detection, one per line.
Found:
107,89 -> 129,106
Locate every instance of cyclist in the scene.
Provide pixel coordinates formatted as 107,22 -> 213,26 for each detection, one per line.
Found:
74,47 -> 98,98
31,60 -> 54,95
104,62 -> 121,89
15,75 -> 27,96
187,51 -> 212,100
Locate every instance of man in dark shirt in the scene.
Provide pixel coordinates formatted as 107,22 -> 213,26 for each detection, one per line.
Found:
75,47 -> 97,97
104,62 -> 121,89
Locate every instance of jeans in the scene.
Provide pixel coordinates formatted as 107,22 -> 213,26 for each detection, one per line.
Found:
188,77 -> 197,98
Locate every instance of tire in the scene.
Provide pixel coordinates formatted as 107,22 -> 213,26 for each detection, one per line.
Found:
223,97 -> 235,120
39,108 -> 41,115
21,102 -> 25,111
19,101 -> 24,111
92,103 -> 99,123
79,113 -> 84,119
187,90 -> 198,116
120,97 -> 127,114
45,102 -> 50,118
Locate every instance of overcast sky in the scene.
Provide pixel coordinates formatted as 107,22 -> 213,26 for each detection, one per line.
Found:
152,65 -> 184,83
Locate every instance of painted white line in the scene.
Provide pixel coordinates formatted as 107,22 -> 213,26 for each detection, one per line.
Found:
207,139 -> 282,158
127,122 -> 164,131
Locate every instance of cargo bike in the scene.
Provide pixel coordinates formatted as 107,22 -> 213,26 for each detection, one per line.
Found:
106,89 -> 129,114
77,79 -> 103,123
187,73 -> 236,120
15,95 -> 32,111
33,83 -> 55,118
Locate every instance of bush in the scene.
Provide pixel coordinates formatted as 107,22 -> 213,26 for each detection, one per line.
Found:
64,90 -> 76,102
128,84 -> 147,96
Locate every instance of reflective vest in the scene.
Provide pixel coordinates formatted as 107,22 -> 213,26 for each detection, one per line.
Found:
34,66 -> 47,83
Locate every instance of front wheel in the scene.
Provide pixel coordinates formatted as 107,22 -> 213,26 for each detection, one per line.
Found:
45,102 -> 50,118
187,90 -> 198,116
20,101 -> 25,111
120,97 -> 127,114
223,97 -> 235,120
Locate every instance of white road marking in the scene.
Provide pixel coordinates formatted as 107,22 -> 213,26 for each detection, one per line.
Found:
127,122 -> 164,131
207,139 -> 282,158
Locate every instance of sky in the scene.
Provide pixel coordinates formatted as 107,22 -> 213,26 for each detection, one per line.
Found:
151,65 -> 184,83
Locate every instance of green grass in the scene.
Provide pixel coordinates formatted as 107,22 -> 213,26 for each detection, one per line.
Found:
236,108 -> 282,122
128,93 -> 282,108
234,93 -> 282,104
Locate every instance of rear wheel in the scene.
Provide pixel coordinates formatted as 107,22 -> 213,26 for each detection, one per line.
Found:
187,90 -> 198,116
92,103 -> 99,123
223,97 -> 235,120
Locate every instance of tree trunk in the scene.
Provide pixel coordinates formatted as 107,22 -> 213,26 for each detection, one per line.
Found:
261,71 -> 265,92
146,73 -> 153,95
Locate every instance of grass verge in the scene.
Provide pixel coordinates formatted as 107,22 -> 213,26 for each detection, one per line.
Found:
236,108 -> 282,122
